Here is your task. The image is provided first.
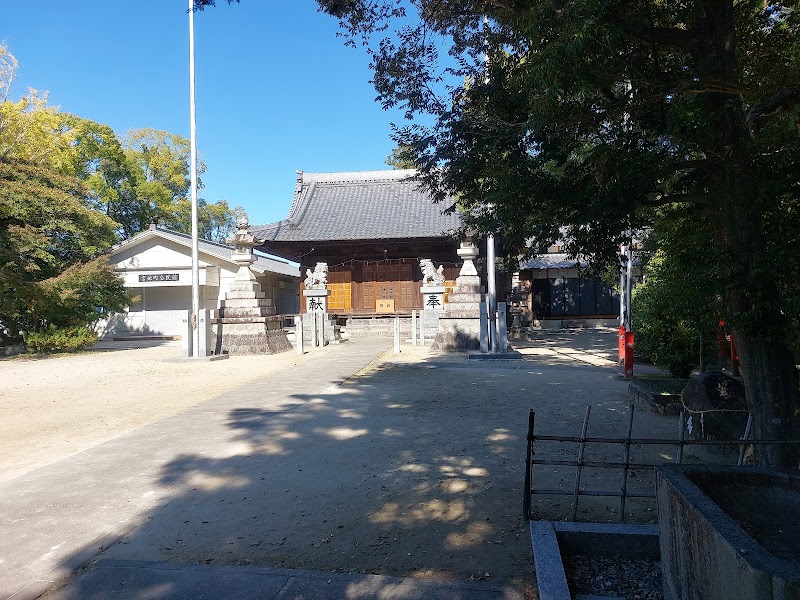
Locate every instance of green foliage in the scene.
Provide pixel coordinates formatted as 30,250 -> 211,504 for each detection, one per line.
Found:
0,43 -> 245,350
385,145 -> 417,170
30,258 -> 130,332
23,325 -> 98,354
0,160 -> 130,342
632,250 -> 712,378
318,1 -> 800,313
633,205 -> 724,377
313,0 -> 800,462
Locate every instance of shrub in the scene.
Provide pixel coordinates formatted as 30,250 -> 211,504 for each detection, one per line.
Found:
23,325 -> 97,354
632,249 -> 718,378
632,288 -> 699,378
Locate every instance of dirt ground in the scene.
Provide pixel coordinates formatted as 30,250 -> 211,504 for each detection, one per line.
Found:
0,342 -> 333,482
2,330 -> 686,596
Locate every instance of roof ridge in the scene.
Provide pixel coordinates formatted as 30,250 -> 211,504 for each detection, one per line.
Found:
154,226 -> 236,251
300,169 -> 417,184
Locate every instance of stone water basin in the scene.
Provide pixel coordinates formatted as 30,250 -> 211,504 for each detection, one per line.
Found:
656,465 -> 800,600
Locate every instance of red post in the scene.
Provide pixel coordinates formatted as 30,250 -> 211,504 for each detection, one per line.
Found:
624,331 -> 635,379
730,332 -> 740,375
618,325 -> 626,364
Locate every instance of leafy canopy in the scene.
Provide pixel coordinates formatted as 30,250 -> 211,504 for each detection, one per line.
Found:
0,43 -> 246,345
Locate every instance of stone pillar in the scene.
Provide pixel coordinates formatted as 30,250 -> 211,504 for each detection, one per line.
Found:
212,217 -> 291,355
316,311 -> 326,347
480,301 -> 489,353
295,314 -> 304,355
411,310 -> 418,346
303,288 -> 330,314
420,285 -> 446,312
197,309 -> 211,357
181,310 -> 193,357
432,241 -> 484,352
310,313 -> 318,348
498,302 -> 508,352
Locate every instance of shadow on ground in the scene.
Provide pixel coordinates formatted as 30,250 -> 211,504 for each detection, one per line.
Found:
41,330 -> 686,599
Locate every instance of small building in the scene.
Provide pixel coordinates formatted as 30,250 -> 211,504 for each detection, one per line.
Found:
252,170 -> 463,317
516,247 -> 628,328
97,225 -> 299,338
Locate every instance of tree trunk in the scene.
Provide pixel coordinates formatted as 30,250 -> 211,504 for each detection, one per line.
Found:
735,330 -> 800,467
698,0 -> 800,466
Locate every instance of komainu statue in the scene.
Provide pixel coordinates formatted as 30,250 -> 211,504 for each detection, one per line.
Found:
420,258 -> 446,286
304,262 -> 329,289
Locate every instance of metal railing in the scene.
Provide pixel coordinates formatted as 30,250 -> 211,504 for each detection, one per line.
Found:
523,405 -> 800,522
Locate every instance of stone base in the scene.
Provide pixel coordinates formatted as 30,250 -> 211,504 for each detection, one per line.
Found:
432,317 -> 482,351
300,313 -> 340,344
213,318 -> 291,355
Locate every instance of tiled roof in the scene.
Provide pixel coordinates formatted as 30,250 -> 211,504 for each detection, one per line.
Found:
251,170 -> 461,243
520,252 -> 640,270
519,253 -> 584,270
111,225 -> 299,278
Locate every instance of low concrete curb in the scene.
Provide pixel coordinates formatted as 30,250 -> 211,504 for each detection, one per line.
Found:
628,381 -> 682,415
529,521 -> 660,600
467,351 -> 522,360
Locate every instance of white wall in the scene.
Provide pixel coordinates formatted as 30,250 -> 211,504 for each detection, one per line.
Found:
96,233 -> 299,337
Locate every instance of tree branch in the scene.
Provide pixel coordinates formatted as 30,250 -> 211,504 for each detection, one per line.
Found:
644,192 -> 709,207
746,87 -> 800,134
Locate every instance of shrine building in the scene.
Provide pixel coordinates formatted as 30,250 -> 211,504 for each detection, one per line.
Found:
251,170 -> 464,318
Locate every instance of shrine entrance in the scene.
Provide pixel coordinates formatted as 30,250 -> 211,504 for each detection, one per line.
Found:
356,262 -> 418,312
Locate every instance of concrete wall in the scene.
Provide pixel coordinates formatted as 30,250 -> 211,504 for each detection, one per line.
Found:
657,465 -> 800,600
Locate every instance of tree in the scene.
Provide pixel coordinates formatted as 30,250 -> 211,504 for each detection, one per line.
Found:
0,45 -> 128,346
385,144 -> 417,169
0,42 -> 244,349
632,206 -> 722,378
304,0 -> 800,465
121,128 -> 243,241
0,159 -> 129,345
199,199 -> 247,243
122,127 -> 199,230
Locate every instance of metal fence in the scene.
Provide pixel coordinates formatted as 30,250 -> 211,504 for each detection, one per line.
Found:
523,405 -> 800,522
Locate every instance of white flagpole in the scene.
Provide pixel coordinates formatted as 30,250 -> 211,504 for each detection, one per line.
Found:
189,0 -> 201,356
483,16 -> 497,353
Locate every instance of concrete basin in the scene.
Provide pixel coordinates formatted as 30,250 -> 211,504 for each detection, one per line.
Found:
656,465 -> 800,600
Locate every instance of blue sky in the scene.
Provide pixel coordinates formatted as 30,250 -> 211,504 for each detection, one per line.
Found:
3,0 -> 412,226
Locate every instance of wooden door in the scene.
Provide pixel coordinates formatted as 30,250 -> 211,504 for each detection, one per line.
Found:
356,262 -> 419,312
327,270 -> 352,311
360,263 -> 376,310
376,264 -> 400,304
398,264 -> 418,309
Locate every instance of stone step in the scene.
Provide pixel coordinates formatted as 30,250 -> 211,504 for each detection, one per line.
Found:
221,298 -> 273,309
440,310 -> 482,318
225,291 -> 267,300
445,304 -> 483,313
229,281 -> 263,294
216,307 -> 277,318
341,316 -> 439,339
212,316 -> 281,324
448,293 -> 484,303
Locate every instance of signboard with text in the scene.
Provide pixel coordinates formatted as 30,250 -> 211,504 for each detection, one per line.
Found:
138,273 -> 179,283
